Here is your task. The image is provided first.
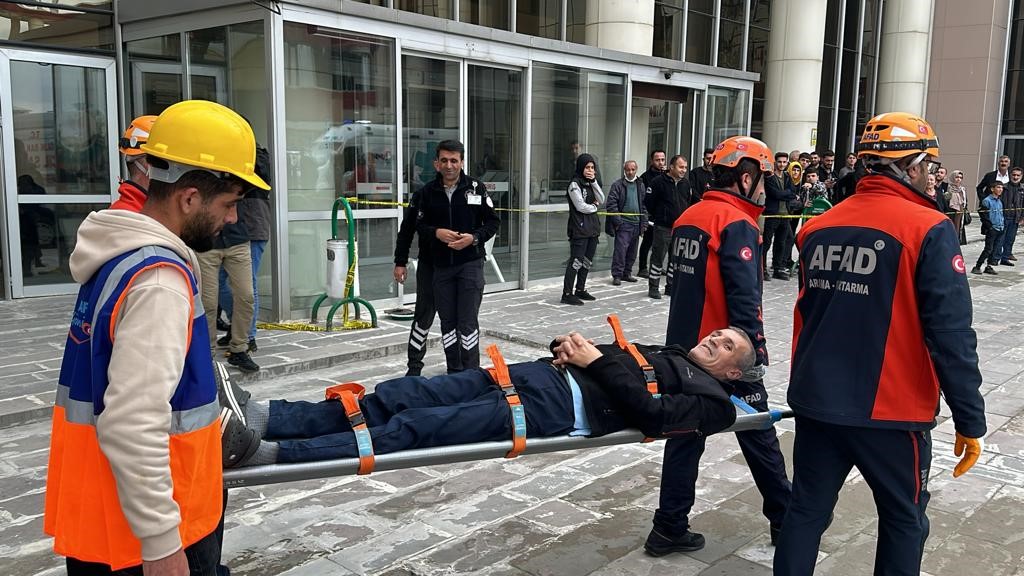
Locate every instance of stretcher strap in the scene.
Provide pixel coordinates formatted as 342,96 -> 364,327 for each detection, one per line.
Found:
325,382 -> 375,475
485,344 -> 527,458
606,315 -> 659,397
606,315 -> 659,443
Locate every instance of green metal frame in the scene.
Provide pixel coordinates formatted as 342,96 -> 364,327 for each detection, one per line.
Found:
310,197 -> 378,330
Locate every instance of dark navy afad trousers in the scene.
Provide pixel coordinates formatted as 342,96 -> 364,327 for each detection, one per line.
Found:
774,415 -> 932,576
654,379 -> 791,536
266,363 -> 575,463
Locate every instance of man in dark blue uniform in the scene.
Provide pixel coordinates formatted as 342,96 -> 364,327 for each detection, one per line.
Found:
416,140 -> 500,373
775,112 -> 987,575
647,136 -> 791,556
394,188 -> 434,376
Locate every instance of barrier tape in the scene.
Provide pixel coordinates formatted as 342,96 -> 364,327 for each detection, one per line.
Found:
338,197 -> 1015,220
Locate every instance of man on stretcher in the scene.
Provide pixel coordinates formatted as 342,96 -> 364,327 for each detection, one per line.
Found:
217,322 -> 756,469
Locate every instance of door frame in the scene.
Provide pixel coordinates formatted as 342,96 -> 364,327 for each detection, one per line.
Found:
0,48 -> 118,297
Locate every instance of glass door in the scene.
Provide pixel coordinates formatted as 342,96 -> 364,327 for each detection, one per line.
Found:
0,49 -> 118,297
467,64 -> 522,289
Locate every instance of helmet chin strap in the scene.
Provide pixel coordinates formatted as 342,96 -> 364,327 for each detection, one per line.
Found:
737,170 -> 765,205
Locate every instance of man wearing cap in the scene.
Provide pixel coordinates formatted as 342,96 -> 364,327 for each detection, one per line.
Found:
112,115 -> 157,212
45,100 -> 270,575
774,112 -> 987,575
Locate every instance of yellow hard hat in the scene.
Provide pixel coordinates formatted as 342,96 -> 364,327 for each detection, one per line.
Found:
119,115 -> 157,157
141,100 -> 270,190
856,112 -> 939,161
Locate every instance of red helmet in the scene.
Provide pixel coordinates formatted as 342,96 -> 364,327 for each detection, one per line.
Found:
711,136 -> 773,173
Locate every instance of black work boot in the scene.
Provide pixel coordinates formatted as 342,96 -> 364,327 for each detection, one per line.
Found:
643,529 -> 705,556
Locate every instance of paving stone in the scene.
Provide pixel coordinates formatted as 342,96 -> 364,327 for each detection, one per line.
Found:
956,484 -> 1024,557
695,555 -> 772,575
563,459 -> 663,513
685,497 -> 766,565
922,532 -> 1019,576
328,521 -> 450,575
592,547 -> 708,576
508,507 -> 650,576
516,499 -> 604,532
408,517 -> 556,575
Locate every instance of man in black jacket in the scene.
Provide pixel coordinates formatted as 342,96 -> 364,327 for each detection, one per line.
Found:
689,148 -> 715,201
977,154 -> 1011,203
394,188 -> 434,376
761,151 -> 795,280
645,155 -> 691,299
637,149 -> 667,278
416,140 -> 501,373
220,326 -> 754,467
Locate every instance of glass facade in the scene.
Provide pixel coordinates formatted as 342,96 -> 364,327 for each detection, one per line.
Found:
460,0 -> 509,30
0,2 -> 113,51
1005,0 -> 1024,134
283,24 -> 397,311
718,0 -> 745,70
528,63 -> 625,281
653,0 -> 684,60
686,0 -> 714,65
516,0 -> 561,39
748,0 -> 770,139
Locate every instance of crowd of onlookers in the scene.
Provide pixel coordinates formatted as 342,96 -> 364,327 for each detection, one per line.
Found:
581,146 -> 1022,294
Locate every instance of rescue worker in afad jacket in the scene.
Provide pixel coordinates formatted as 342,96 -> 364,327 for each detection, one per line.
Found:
45,100 -> 270,575
774,112 -> 987,576
648,136 -> 792,557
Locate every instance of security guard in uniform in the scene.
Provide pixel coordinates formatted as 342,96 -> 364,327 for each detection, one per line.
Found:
774,112 -> 987,575
647,136 -> 791,556
394,188 -> 434,376
416,140 -> 500,373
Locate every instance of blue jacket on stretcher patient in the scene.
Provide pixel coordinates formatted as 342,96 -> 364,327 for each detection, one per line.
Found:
219,328 -> 756,468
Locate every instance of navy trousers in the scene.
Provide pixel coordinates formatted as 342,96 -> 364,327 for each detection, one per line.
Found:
654,379 -> 791,536
268,363 -> 575,463
774,416 -> 932,576
434,259 -> 485,372
406,261 -> 435,376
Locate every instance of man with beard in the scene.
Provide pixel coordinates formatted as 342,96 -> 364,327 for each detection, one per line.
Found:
637,149 -> 667,278
45,100 -> 267,576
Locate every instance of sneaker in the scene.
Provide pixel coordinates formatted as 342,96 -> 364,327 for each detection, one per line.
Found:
216,317 -> 231,332
622,275 -> 638,283
216,333 -> 231,348
637,268 -> 649,279
984,266 -> 998,275
648,287 -> 662,300
643,529 -> 705,556
561,293 -> 584,306
220,407 -> 259,469
214,361 -> 251,425
247,338 -> 258,353
227,351 -> 261,373
971,266 -> 982,274
773,269 -> 790,281
1000,260 -> 1015,266
612,277 -> 622,286
575,289 -> 596,301
1009,254 -> 1018,261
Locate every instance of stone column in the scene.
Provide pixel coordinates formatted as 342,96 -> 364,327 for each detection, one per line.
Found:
876,0 -> 934,115
584,0 -> 655,56
761,0 -> 828,153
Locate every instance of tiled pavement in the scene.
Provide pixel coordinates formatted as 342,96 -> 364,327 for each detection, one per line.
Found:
3,229 -> 1024,575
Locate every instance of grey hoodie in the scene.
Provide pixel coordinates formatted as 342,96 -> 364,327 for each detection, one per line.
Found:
69,209 -> 205,561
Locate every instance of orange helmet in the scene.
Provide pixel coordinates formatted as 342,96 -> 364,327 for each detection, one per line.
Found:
856,112 -> 939,161
711,136 -> 773,173
118,115 -> 157,157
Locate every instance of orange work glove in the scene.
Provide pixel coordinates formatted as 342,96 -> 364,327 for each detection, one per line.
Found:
953,433 -> 983,478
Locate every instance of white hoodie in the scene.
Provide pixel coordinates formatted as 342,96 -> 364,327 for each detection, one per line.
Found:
70,210 -> 204,561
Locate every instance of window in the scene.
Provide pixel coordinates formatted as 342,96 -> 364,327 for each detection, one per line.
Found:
566,0 -> 587,44
705,86 -> 749,149
516,0 -> 561,39
459,0 -> 510,30
284,24 -> 398,308
748,0 -> 770,139
0,1 -> 113,51
396,0 -> 453,19
686,0 -> 714,65
653,0 -> 684,60
718,0 -> 745,70
126,34 -> 183,117
529,63 -> 626,280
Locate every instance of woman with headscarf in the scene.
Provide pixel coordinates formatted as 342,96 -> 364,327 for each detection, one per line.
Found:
947,170 -> 969,244
562,153 -> 604,305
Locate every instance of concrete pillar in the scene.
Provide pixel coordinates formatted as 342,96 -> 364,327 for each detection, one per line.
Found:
761,0 -> 828,153
584,0 -> 655,56
876,0 -> 934,115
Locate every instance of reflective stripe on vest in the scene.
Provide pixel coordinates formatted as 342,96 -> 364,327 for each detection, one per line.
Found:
45,246 -> 222,570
